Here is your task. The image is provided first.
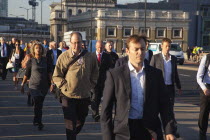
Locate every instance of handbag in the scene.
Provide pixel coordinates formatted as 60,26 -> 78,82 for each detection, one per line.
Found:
53,50 -> 88,102
16,68 -> 26,79
6,61 -> 14,69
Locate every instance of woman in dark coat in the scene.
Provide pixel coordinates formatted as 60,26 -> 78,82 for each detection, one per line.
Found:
9,39 -> 24,89
20,41 -> 53,130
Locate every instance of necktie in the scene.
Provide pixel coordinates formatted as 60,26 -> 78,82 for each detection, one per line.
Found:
97,53 -> 101,63
2,44 -> 5,57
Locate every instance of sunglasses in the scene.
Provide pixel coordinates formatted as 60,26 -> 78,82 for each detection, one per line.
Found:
15,44 -> 20,46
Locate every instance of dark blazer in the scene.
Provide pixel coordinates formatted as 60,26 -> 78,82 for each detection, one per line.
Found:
0,43 -> 11,58
46,49 -> 62,65
147,49 -> 153,63
150,53 -> 181,89
101,63 -> 175,140
115,56 -> 128,67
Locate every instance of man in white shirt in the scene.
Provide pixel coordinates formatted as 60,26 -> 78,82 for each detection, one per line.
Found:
197,54 -> 210,140
150,38 -> 182,139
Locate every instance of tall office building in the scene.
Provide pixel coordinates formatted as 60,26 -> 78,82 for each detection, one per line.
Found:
0,0 -> 8,17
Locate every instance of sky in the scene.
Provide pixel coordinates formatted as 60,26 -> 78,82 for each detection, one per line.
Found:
8,0 -> 159,25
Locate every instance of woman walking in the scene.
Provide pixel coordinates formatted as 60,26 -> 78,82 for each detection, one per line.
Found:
9,40 -> 24,89
20,41 -> 53,130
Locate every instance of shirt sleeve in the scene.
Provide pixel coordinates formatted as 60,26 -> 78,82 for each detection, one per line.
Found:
197,55 -> 207,90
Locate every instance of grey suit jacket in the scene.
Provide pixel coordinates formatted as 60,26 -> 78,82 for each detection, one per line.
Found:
101,62 -> 175,140
150,53 -> 181,89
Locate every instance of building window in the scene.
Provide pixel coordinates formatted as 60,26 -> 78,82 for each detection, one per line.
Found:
172,28 -> 183,38
204,20 -> 210,31
68,9 -> 72,16
87,9 -> 91,12
123,27 -> 133,37
156,28 -> 166,38
78,9 -> 82,14
106,27 -> 116,37
58,12 -> 62,18
140,28 -> 150,38
58,25 -> 62,32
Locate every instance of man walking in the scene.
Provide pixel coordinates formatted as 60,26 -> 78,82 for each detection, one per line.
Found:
91,40 -> 112,122
150,38 -> 182,138
101,35 -> 176,140
197,53 -> 210,140
52,32 -> 98,140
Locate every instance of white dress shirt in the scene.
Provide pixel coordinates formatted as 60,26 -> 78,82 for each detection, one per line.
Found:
162,53 -> 172,85
96,51 -> 103,62
128,61 -> 145,119
58,47 -> 66,53
197,55 -> 210,90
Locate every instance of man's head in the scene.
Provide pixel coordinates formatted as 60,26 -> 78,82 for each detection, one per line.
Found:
146,40 -> 150,50
43,39 -> 48,45
70,32 -> 82,54
50,41 -> 57,50
126,35 -> 146,65
0,37 -> 5,44
161,38 -> 172,55
105,41 -> 113,53
95,41 -> 104,53
12,38 -> 16,44
59,42 -> 63,48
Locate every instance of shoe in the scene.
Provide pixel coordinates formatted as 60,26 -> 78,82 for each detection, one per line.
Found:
38,123 -> 44,130
93,114 -> 100,122
33,122 -> 39,126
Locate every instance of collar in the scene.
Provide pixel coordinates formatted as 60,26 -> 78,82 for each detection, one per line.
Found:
71,48 -> 82,58
162,53 -> 171,61
96,51 -> 103,56
128,61 -> 145,74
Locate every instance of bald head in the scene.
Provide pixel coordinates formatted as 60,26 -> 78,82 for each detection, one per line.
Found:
95,40 -> 104,53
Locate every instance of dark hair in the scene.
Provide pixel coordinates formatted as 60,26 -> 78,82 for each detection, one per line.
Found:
126,35 -> 147,49
15,39 -> 21,45
162,38 -> 172,44
70,32 -> 82,42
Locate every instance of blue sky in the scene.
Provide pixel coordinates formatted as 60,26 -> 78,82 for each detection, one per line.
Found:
8,0 -> 159,25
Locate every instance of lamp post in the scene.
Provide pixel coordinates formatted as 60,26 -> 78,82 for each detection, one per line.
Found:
144,0 -> 147,32
19,7 -> 31,20
39,0 -> 46,37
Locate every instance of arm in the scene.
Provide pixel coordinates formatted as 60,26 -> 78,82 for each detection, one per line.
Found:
174,57 -> 181,89
197,55 -> 208,92
101,70 -> 115,140
90,54 -> 99,89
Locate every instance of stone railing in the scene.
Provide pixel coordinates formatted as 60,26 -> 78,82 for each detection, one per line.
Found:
69,9 -> 189,21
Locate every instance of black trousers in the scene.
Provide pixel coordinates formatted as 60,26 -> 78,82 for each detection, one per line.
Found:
33,96 -> 45,124
91,84 -> 104,116
61,95 -> 90,140
129,119 -> 152,140
0,57 -> 8,80
198,91 -> 210,137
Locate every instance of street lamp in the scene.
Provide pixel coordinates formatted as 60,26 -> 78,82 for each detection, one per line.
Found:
19,7 -> 31,20
10,14 -> 24,18
144,0 -> 147,31
39,0 -> 46,37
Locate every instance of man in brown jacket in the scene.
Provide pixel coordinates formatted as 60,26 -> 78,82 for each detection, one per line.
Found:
52,32 -> 99,140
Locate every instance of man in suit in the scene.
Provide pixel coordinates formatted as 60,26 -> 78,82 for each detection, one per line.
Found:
0,37 -> 11,80
101,35 -> 176,140
46,41 -> 62,71
104,41 -> 119,68
150,38 -> 182,138
145,40 -> 153,63
91,40 -> 112,122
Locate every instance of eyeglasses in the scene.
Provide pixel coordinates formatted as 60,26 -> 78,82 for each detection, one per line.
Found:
70,41 -> 82,45
15,44 -> 20,46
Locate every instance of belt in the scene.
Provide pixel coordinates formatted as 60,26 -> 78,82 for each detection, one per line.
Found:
166,84 -> 173,87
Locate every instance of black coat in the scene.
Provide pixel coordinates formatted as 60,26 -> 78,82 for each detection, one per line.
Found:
101,63 -> 175,140
150,53 -> 181,89
0,43 -> 11,58
46,49 -> 62,66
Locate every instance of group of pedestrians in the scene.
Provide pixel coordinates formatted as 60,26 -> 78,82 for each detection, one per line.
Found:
2,32 -> 210,140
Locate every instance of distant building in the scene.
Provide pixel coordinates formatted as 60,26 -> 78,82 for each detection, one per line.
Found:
0,0 -> 8,17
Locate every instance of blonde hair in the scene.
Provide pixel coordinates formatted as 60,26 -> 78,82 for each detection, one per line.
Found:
30,41 -> 45,57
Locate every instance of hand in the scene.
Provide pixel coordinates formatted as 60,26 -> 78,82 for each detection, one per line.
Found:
203,89 -> 210,96
9,59 -> 12,63
177,89 -> 182,95
20,85 -> 24,94
166,134 -> 176,140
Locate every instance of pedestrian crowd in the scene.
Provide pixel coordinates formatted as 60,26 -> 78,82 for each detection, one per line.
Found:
0,32 -> 209,140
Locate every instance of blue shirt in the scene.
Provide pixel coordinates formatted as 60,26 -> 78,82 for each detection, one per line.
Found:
0,43 -> 7,57
128,61 -> 145,119
52,49 -> 57,65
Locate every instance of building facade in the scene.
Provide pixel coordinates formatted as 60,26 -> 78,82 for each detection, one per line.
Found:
0,0 -> 8,17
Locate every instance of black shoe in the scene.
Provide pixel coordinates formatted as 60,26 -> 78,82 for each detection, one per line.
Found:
33,122 -> 39,126
38,123 -> 44,130
93,114 -> 100,122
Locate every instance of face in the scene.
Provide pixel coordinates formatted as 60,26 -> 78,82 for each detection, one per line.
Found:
12,38 -> 16,43
43,40 -> 47,45
126,39 -> 146,65
105,42 -> 112,52
146,41 -> 149,50
15,41 -> 20,48
51,42 -> 57,50
59,42 -> 63,48
34,45 -> 42,55
70,34 -> 82,54
161,41 -> 171,54
96,41 -> 104,53
1,39 -> 5,44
